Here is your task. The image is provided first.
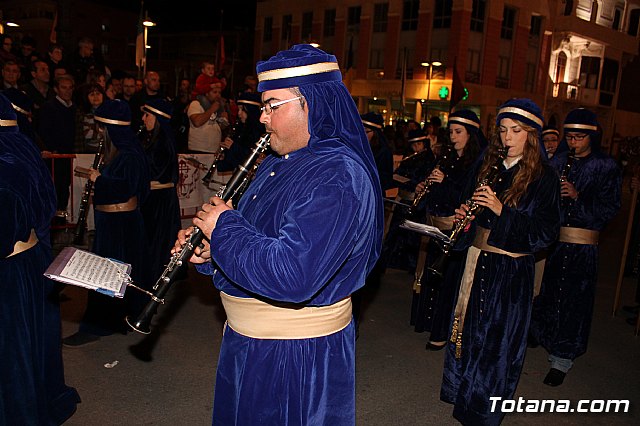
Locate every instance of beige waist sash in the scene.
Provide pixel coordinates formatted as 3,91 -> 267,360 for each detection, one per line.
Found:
220,292 -> 352,339
95,196 -> 138,213
150,181 -> 175,190
428,215 -> 455,231
7,229 -> 38,258
450,227 -> 529,358
558,227 -> 599,245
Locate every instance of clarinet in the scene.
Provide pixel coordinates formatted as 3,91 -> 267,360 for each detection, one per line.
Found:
560,148 -> 576,183
409,145 -> 454,214
202,121 -> 238,185
428,146 -> 509,277
73,136 -> 105,245
126,133 -> 271,334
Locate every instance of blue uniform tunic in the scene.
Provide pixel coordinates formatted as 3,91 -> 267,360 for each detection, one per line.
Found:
80,142 -> 150,335
1,129 -> 80,424
196,143 -> 381,425
441,160 -> 561,426
530,151 -> 621,360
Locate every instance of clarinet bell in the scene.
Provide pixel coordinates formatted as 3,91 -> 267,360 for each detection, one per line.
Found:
126,313 -> 152,335
427,252 -> 448,279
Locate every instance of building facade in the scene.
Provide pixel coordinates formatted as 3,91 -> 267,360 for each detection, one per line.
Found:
255,0 -> 640,149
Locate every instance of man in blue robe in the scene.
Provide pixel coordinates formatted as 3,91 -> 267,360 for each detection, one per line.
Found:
530,108 -> 621,386
177,45 -> 383,424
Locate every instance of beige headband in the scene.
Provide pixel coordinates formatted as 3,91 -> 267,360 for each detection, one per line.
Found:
564,123 -> 598,132
498,107 -> 544,127
449,117 -> 480,128
258,62 -> 340,82
362,120 -> 382,129
95,116 -> 131,126
143,104 -> 172,119
408,135 -> 428,143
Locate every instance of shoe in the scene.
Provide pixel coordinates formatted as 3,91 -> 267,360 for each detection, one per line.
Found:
62,331 -> 100,347
622,305 -> 640,315
543,368 -> 566,387
626,316 -> 639,326
425,341 -> 446,351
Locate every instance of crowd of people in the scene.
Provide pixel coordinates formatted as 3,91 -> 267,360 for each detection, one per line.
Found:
1,37 -> 629,426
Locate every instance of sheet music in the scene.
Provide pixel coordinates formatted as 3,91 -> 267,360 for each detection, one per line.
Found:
45,247 -> 130,298
400,219 -> 452,244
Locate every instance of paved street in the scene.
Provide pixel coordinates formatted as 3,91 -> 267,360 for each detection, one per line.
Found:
59,188 -> 639,425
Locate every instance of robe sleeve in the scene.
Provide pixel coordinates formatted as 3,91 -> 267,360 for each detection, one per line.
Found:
569,159 -> 621,229
209,183 -> 361,303
488,169 -> 561,253
93,153 -> 145,204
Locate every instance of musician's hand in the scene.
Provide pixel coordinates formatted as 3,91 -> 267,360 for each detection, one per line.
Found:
428,168 -> 445,184
41,150 -> 52,158
631,176 -> 640,192
88,168 -> 101,182
193,196 -> 233,240
415,181 -> 425,193
472,185 -> 503,216
221,137 -> 234,149
454,204 -> 475,232
172,227 -> 211,264
561,181 -> 578,200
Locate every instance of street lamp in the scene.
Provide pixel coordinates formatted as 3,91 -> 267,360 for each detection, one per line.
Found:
421,60 -> 442,123
142,16 -> 156,76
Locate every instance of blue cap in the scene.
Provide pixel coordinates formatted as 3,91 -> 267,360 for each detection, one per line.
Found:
142,98 -> 173,123
361,112 -> 384,130
407,129 -> 427,144
563,108 -> 598,136
496,98 -> 544,133
256,44 -> 343,92
95,99 -> 132,127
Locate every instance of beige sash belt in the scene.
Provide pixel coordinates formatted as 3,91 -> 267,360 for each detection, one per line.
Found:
428,214 -> 455,231
558,227 -> 599,245
150,181 -> 175,190
220,292 -> 352,339
450,227 -> 529,358
95,196 -> 138,212
7,229 -> 38,258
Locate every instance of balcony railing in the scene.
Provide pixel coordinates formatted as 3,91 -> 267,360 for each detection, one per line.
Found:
552,82 -> 579,100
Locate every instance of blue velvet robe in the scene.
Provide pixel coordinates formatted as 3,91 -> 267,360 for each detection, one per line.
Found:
80,144 -> 150,335
530,151 -> 621,360
412,154 -> 477,341
196,145 -> 381,425
140,126 -> 181,280
1,130 -> 80,424
441,160 -> 561,426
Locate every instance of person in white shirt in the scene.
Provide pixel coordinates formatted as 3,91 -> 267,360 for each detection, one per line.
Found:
187,80 -> 227,153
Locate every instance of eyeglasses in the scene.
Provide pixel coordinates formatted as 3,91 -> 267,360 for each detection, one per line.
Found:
565,134 -> 587,141
260,96 -> 302,115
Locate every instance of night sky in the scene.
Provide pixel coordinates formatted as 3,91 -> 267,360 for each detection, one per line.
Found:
94,0 -> 258,33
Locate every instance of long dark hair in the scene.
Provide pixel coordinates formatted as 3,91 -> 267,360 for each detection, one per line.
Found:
479,119 -> 544,207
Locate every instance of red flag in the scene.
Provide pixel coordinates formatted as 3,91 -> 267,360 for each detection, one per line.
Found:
49,10 -> 58,43
449,58 -> 465,112
216,36 -> 225,72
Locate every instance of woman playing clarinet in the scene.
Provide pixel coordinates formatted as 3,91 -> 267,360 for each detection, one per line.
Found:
440,99 -> 561,426
411,109 -> 483,350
